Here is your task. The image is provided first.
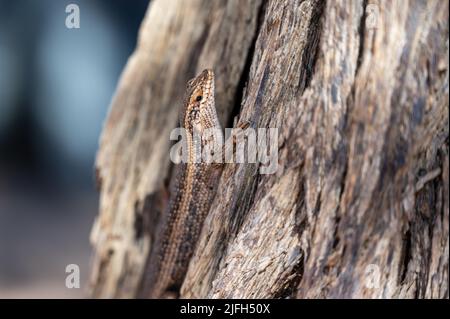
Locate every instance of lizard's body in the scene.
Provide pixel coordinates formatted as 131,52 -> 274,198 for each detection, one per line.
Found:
147,69 -> 224,298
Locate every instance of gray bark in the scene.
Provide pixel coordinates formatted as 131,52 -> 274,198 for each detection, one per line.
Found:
89,0 -> 449,299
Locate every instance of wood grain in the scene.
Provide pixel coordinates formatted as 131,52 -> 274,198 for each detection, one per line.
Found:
89,0 -> 263,298
90,0 -> 448,298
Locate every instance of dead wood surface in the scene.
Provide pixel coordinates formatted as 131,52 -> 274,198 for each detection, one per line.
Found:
90,0 -> 449,299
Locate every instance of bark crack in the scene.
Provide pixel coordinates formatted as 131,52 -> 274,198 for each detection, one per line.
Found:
297,0 -> 326,93
274,252 -> 305,299
399,227 -> 412,284
355,0 -> 368,76
228,0 -> 268,128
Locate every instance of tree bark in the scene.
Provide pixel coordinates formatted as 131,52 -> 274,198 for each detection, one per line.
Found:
89,0 -> 449,298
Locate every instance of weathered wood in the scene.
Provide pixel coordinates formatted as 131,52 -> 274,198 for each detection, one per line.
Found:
90,0 -> 449,298
89,0 -> 263,298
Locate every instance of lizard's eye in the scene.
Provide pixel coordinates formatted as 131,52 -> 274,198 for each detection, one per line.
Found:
196,95 -> 202,102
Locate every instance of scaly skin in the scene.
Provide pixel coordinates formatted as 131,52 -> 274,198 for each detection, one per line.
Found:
147,69 -> 223,298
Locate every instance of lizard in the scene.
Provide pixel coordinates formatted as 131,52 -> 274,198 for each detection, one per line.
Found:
145,69 -> 248,298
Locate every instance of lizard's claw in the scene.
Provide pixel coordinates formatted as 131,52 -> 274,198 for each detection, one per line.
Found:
235,119 -> 252,130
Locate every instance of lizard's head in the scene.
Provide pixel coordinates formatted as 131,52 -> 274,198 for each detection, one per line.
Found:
181,69 -> 218,132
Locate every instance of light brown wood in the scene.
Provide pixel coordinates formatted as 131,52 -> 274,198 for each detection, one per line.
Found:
90,0 -> 449,298
89,0 -> 263,298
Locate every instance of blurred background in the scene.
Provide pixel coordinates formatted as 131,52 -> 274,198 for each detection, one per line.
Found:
0,0 -> 149,297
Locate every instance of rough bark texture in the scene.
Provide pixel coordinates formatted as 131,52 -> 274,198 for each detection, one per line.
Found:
89,0 -> 449,298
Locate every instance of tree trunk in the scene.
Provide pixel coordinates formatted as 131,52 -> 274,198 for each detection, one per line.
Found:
89,0 -> 449,298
